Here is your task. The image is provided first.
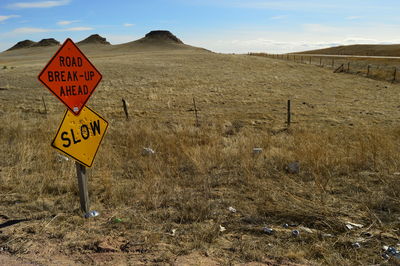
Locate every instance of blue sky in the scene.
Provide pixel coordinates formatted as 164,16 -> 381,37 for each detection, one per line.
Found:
1,0 -> 400,53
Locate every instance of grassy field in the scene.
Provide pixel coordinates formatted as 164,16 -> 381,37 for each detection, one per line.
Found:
1,44 -> 400,265
295,44 -> 400,57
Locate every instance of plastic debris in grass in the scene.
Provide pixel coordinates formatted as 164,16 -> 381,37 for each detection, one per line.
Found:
352,242 -> 361,249
219,225 -> 226,232
263,227 -> 274,235
253,148 -> 262,155
228,206 -> 236,213
56,154 -> 69,162
382,246 -> 400,260
345,222 -> 363,230
292,230 -> 300,237
283,223 -> 296,228
142,147 -> 155,156
171,229 -> 176,236
84,210 -> 99,218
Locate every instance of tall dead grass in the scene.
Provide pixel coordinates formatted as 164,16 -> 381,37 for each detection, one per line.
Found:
1,113 -> 399,264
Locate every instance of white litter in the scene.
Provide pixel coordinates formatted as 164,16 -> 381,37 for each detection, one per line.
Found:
142,147 -> 155,156
345,222 -> 363,230
253,148 -> 262,154
228,206 -> 237,213
56,154 -> 69,162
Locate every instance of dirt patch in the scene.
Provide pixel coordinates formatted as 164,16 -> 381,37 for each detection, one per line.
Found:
0,254 -> 36,265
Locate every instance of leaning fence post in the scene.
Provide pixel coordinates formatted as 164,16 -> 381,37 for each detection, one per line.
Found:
42,96 -> 47,114
193,97 -> 200,127
122,98 -> 129,120
287,100 -> 291,127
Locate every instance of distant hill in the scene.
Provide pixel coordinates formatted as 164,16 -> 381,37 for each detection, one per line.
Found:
7,38 -> 60,51
141,30 -> 183,44
77,34 -> 110,45
3,31 -> 208,54
297,44 -> 400,57
114,30 -> 201,51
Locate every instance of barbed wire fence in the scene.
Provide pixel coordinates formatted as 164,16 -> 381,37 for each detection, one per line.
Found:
249,53 -> 398,83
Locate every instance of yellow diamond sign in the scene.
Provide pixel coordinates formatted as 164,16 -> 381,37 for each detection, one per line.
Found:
52,106 -> 109,167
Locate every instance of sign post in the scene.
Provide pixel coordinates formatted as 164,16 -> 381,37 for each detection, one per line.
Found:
76,162 -> 89,213
38,38 -> 107,218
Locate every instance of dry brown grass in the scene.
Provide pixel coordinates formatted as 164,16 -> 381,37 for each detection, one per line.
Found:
0,46 -> 400,265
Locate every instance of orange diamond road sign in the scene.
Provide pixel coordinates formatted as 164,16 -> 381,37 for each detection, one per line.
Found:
52,106 -> 109,167
38,38 -> 102,115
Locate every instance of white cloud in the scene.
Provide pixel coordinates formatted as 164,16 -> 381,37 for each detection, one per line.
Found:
65,27 -> 92,31
186,23 -> 400,54
12,27 -> 50,34
123,23 -> 134,27
346,16 -> 362,20
270,15 -> 288,20
0,15 -> 20,22
57,20 -> 80,26
8,0 -> 71,9
11,26 -> 92,34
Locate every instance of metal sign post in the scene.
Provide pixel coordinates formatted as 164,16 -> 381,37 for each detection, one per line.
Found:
75,162 -> 89,213
38,38 -> 107,218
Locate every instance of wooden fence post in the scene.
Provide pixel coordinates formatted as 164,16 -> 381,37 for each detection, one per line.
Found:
309,57 -> 312,64
334,64 -> 344,73
367,65 -> 371,77
347,62 -> 350,73
319,58 -> 322,66
393,67 -> 397,82
122,98 -> 129,120
42,96 -> 47,114
193,97 -> 199,127
287,100 -> 291,127
76,162 -> 89,214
